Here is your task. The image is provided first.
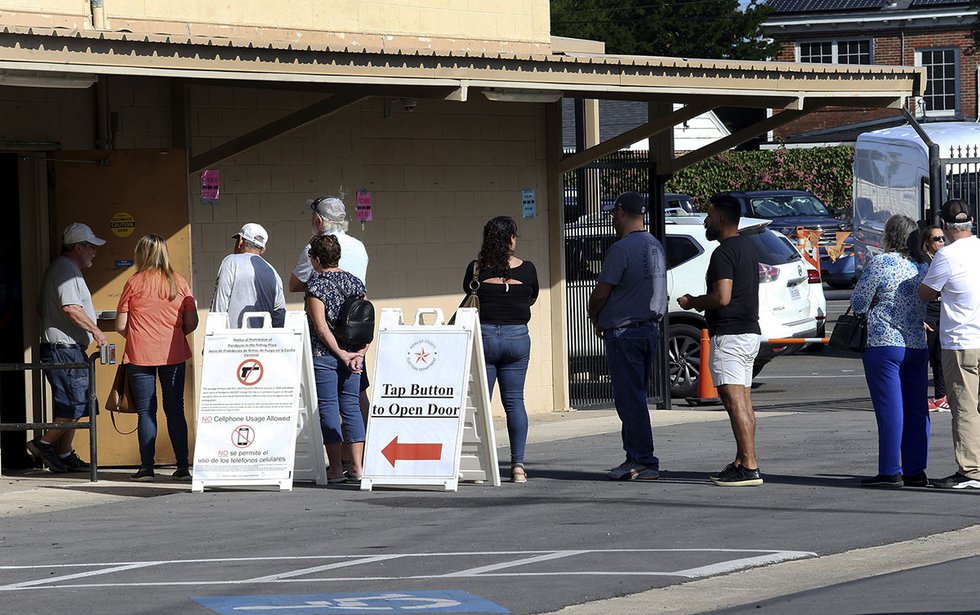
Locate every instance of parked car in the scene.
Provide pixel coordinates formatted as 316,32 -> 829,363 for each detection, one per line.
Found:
565,214 -> 826,399
721,190 -> 856,289
564,191 -> 697,224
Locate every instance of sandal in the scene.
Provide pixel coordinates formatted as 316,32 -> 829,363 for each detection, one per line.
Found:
327,473 -> 347,484
511,465 -> 527,483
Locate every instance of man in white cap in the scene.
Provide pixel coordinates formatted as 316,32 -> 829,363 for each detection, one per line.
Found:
28,223 -> 108,473
289,196 -> 368,292
211,223 -> 286,328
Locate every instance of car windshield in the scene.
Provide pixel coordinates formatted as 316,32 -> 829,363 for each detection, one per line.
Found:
749,195 -> 830,218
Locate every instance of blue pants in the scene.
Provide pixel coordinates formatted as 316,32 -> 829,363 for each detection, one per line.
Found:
862,346 -> 930,476
128,363 -> 189,470
313,354 -> 364,444
481,324 -> 531,466
604,324 -> 660,468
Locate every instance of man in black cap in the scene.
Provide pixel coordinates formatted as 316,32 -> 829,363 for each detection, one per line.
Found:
588,191 -> 667,481
919,198 -> 980,489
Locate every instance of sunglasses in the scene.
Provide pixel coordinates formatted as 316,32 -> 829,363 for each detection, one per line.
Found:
930,236 -> 945,243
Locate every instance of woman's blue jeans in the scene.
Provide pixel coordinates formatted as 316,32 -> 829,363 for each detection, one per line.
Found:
127,363 -> 189,470
862,345 -> 930,476
313,354 -> 364,444
481,324 -> 530,465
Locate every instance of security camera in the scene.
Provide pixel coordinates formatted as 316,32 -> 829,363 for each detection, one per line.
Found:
401,98 -> 417,112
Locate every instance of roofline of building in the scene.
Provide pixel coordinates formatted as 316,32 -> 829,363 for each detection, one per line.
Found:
764,7 -> 975,33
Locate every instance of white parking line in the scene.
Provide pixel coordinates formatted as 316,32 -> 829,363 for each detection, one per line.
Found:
0,548 -> 815,591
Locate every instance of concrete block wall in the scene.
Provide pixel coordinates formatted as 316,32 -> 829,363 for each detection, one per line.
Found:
183,87 -> 556,416
0,85 -> 94,149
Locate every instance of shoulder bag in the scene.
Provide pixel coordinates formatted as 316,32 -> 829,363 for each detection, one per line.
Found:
105,361 -> 138,434
449,260 -> 480,325
829,306 -> 867,353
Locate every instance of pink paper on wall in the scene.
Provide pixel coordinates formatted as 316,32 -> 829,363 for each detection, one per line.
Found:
201,170 -> 220,204
356,190 -> 373,222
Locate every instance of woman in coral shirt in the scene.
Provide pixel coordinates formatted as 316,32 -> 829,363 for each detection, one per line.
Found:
115,235 -> 199,482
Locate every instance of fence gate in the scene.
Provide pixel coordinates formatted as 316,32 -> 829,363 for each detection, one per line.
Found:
562,151 -> 667,409
941,145 -> 980,222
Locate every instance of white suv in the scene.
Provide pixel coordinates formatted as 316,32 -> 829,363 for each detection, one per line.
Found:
565,213 -> 826,400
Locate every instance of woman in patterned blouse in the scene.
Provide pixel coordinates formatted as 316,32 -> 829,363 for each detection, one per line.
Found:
305,234 -> 367,484
851,214 -> 929,489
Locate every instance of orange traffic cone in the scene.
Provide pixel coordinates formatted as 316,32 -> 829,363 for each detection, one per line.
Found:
685,328 -> 721,406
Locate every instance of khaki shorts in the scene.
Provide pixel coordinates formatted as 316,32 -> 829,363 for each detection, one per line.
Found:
710,333 -> 762,387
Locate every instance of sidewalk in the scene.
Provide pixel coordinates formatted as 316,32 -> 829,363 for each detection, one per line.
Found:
0,407 -> 761,517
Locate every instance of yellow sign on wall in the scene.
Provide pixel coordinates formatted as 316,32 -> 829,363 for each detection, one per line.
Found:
110,212 -> 135,237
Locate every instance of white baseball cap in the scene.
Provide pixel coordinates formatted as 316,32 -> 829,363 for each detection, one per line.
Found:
63,222 -> 106,246
233,222 -> 269,249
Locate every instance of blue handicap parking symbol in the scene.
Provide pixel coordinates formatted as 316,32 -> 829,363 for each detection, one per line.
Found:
193,590 -> 510,614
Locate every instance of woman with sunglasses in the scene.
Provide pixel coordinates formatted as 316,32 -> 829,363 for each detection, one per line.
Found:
920,225 -> 948,411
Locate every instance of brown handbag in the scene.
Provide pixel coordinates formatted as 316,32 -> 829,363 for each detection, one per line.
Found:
105,362 -> 135,413
449,260 -> 480,324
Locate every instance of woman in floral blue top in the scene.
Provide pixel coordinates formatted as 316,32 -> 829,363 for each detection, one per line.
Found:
850,214 -> 929,488
305,234 -> 367,484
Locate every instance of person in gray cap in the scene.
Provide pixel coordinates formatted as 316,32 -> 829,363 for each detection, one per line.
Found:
289,197 -> 371,441
919,198 -> 980,489
28,223 -> 108,473
289,197 -> 368,292
211,223 -> 286,328
589,192 -> 667,482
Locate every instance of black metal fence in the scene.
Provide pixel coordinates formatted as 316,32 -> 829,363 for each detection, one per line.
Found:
941,146 -> 980,222
562,150 -> 667,408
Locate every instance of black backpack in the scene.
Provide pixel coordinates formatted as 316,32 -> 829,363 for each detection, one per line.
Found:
334,295 -> 375,350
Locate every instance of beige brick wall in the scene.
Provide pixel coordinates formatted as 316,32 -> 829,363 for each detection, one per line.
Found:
7,1 -> 552,48
184,87 -> 556,416
0,85 -> 95,148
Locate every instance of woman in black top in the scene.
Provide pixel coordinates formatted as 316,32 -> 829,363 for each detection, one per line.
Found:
920,225 -> 948,410
463,216 -> 539,482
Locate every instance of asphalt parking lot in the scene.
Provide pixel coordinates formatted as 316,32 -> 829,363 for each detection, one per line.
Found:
2,294 -> 978,615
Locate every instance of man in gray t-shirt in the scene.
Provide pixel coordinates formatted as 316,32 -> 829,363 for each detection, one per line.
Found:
588,192 -> 667,482
29,223 -> 108,474
211,223 -> 286,328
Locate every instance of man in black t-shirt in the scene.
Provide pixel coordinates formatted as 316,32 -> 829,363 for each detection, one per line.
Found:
677,194 -> 763,487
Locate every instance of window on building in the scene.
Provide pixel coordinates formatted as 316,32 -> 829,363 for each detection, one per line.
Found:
799,40 -> 871,65
917,48 -> 959,116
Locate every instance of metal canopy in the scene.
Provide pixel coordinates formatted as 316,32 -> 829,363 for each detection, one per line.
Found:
0,25 -> 924,172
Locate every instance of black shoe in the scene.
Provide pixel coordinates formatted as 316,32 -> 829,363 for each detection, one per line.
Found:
172,468 -> 192,482
709,462 -> 737,481
861,473 -> 903,488
61,451 -> 90,472
902,471 -> 928,487
931,472 -> 980,489
130,468 -> 155,482
711,464 -> 763,486
26,439 -> 68,473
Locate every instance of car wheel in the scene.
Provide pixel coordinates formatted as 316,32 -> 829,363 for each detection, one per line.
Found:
668,323 -> 702,399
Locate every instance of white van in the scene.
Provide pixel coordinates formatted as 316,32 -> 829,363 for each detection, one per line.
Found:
853,121 -> 980,275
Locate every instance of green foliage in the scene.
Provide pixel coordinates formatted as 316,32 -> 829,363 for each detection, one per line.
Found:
665,146 -> 855,213
551,0 -> 777,60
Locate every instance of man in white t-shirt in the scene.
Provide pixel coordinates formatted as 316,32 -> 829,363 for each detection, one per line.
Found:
919,199 -> 980,489
211,223 -> 286,328
289,197 -> 371,450
289,197 -> 368,291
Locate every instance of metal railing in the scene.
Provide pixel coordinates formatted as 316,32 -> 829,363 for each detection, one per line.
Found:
0,349 -> 107,482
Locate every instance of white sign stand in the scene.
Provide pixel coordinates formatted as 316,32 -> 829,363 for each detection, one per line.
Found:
192,311 -> 326,492
360,307 -> 499,492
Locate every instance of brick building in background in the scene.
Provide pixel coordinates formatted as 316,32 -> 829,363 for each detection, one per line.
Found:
764,0 -> 977,145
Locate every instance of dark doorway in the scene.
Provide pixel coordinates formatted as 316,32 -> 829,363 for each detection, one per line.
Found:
0,153 -> 29,469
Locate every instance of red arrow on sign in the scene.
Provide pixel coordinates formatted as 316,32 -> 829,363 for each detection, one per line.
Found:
381,436 -> 443,467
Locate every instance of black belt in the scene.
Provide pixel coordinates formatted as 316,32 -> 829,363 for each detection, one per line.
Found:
622,320 -> 658,328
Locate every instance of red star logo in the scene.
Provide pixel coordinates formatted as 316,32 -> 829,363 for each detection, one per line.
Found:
414,348 -> 430,364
